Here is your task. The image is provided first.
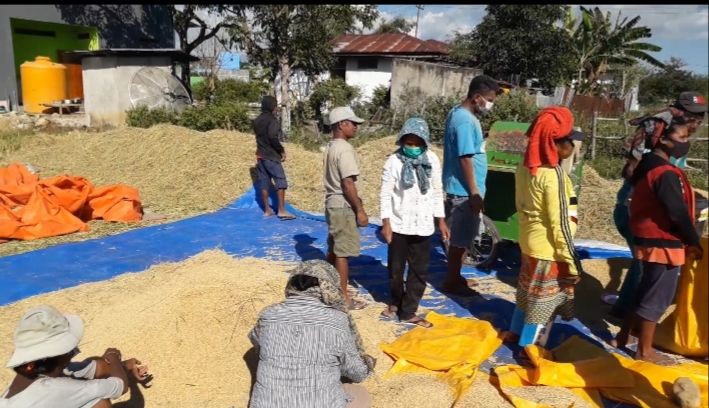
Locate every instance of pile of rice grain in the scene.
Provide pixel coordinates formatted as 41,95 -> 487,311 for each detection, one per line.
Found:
1,123 -> 626,257
0,251 -> 522,408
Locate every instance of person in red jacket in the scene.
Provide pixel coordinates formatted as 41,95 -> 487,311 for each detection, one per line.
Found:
611,123 -> 703,363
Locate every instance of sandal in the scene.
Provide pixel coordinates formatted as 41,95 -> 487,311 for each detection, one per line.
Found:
278,213 -> 296,220
380,305 -> 398,320
401,315 -> 433,328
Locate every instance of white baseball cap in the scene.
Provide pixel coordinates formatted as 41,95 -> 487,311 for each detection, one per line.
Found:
6,305 -> 84,368
328,106 -> 365,126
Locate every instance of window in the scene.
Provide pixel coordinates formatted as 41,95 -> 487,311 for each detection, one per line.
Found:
357,57 -> 378,70
330,57 -> 346,79
14,28 -> 55,37
77,33 -> 90,40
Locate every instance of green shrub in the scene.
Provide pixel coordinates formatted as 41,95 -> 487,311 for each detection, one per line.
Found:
369,85 -> 390,112
480,90 -> 539,130
178,102 -> 251,132
191,78 -> 269,104
191,80 -> 209,102
291,100 -> 316,127
386,86 -> 459,143
309,78 -> 361,121
212,79 -> 269,104
418,96 -> 459,143
125,106 -> 178,128
286,125 -> 322,152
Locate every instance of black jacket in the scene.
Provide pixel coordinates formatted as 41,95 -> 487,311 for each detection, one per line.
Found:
253,111 -> 285,161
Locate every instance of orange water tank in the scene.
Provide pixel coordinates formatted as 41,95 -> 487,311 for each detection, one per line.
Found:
65,63 -> 83,100
20,56 -> 67,114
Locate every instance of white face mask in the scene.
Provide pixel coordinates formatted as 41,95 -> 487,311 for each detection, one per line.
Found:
478,98 -> 494,114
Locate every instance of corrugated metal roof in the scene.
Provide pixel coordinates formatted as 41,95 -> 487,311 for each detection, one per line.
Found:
332,33 -> 449,55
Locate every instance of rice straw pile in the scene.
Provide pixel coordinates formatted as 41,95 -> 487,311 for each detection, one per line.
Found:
576,166 -> 624,245
1,125 -> 258,217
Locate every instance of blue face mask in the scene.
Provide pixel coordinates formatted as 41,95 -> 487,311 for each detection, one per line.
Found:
402,146 -> 424,158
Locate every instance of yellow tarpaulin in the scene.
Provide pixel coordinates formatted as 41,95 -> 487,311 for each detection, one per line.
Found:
553,335 -> 708,408
379,311 -> 503,404
523,343 -> 634,388
493,364 -> 603,408
655,235 -> 709,358
493,336 -> 708,408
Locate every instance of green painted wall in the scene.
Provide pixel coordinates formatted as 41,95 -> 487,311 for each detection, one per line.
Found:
11,18 -> 99,78
190,76 -> 205,87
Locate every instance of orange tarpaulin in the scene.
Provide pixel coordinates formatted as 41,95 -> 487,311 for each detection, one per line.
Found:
0,163 -> 143,241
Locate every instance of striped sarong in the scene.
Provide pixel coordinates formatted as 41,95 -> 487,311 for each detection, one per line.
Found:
515,254 -> 575,325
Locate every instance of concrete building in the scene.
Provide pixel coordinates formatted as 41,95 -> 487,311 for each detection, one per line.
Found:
390,59 -> 483,109
63,49 -> 196,127
0,5 -> 175,109
330,33 -> 449,101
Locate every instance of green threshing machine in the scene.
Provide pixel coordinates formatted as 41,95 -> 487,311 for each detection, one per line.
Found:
457,121 -> 586,268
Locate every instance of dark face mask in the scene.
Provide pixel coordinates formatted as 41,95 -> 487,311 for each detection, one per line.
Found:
668,140 -> 691,159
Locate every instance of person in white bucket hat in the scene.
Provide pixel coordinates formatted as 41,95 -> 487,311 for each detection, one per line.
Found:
2,305 -> 151,408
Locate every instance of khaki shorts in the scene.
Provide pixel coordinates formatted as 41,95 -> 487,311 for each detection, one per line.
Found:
326,207 -> 360,258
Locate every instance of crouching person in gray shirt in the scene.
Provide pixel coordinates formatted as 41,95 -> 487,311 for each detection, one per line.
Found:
1,305 -> 152,408
248,260 -> 376,408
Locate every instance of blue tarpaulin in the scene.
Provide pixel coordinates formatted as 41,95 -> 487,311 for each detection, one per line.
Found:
0,187 -> 636,406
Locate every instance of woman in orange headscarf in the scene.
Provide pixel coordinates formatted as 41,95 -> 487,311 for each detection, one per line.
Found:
505,106 -> 586,347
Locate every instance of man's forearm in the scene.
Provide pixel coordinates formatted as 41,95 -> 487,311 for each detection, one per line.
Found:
459,156 -> 479,196
342,179 -> 363,212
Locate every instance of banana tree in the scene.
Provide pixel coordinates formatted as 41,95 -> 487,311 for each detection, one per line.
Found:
566,6 -> 663,95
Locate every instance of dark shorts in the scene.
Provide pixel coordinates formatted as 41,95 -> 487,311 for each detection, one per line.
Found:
256,159 -> 287,190
444,195 -> 481,249
634,261 -> 680,322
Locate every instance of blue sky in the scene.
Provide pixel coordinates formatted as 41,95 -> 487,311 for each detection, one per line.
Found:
376,4 -> 709,75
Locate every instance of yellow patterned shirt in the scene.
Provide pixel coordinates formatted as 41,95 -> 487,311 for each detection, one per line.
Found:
515,164 -> 580,275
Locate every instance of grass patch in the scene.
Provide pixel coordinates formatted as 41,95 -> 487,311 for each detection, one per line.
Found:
0,128 -> 34,156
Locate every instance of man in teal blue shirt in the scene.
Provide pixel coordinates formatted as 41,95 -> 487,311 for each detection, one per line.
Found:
442,75 -> 500,293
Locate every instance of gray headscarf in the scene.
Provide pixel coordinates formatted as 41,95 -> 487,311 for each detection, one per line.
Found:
396,117 -> 432,194
285,260 -> 375,371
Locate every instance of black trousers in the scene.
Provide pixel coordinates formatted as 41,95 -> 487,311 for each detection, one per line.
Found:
388,232 -> 431,320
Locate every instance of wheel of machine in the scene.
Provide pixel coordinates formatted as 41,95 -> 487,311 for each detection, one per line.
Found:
442,214 -> 501,269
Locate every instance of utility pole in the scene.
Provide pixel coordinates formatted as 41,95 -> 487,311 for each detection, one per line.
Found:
414,5 -> 424,38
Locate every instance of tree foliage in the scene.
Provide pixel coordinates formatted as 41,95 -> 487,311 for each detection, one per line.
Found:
447,31 -> 476,67
376,17 -> 414,34
639,58 -> 709,107
308,78 -> 361,121
224,5 -> 378,132
465,5 -> 576,90
564,6 -> 663,95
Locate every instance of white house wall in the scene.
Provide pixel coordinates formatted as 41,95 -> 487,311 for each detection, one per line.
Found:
345,57 -> 392,102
